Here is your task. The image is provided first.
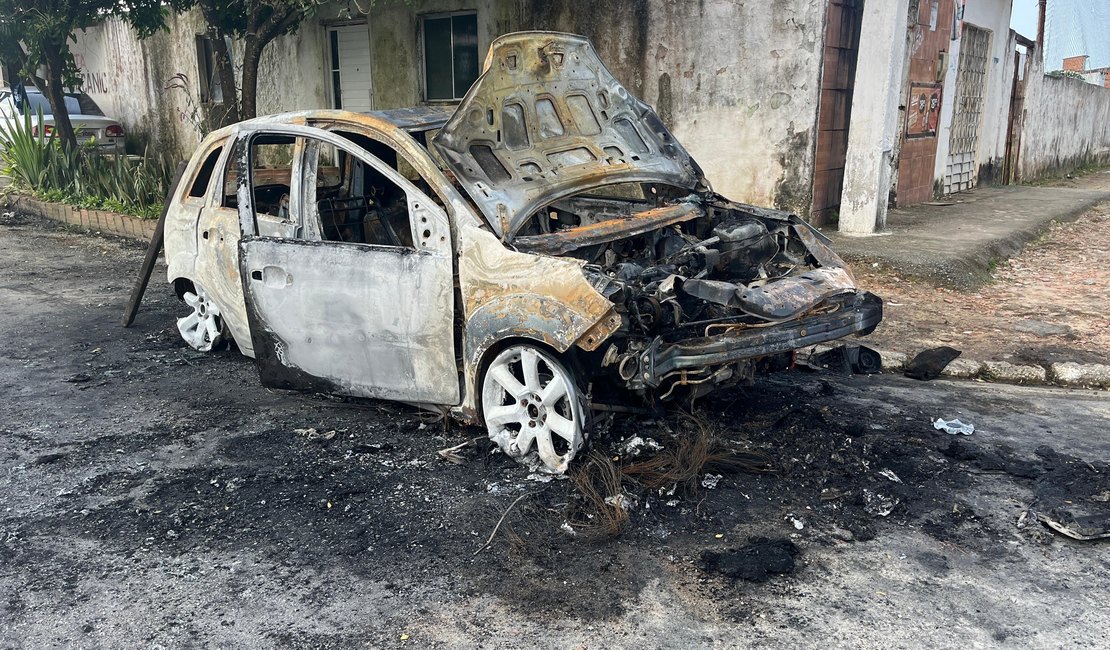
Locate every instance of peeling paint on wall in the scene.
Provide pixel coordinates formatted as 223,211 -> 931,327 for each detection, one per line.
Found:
70,9 -> 328,161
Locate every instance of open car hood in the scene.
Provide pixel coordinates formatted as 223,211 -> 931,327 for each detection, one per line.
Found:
432,32 -> 705,239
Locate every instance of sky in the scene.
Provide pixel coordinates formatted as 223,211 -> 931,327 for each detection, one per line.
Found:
1011,0 -> 1110,71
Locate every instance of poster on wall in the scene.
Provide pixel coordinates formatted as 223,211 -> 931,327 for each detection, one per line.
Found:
906,82 -> 943,139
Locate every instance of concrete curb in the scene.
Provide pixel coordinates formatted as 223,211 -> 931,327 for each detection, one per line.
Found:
871,348 -> 1108,390
808,345 -> 1107,390
2,194 -> 155,242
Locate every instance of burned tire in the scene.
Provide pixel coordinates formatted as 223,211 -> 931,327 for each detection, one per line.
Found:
480,344 -> 587,474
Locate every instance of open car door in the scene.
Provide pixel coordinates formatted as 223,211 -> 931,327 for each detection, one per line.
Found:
231,123 -> 459,405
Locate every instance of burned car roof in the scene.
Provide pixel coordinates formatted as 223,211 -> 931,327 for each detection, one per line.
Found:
366,106 -> 455,132
432,32 -> 706,239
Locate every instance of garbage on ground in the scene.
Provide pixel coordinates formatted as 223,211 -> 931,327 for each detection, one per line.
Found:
933,418 -> 974,435
560,521 -> 577,536
294,427 -> 337,441
878,468 -> 903,483
617,436 -> 664,459
702,474 -> 723,490
604,494 -> 635,511
862,489 -> 898,517
1034,509 -> 1110,541
803,344 -> 883,375
904,346 -> 962,380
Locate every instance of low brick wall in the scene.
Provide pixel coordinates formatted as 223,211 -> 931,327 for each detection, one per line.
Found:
5,194 -> 155,242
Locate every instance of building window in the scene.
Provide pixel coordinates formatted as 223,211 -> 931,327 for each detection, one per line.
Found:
422,12 -> 478,101
329,30 -> 342,109
196,36 -> 225,104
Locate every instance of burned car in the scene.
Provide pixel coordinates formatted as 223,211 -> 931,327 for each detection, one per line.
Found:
164,32 -> 881,473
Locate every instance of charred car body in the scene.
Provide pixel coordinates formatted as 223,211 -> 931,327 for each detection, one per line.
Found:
164,32 -> 881,473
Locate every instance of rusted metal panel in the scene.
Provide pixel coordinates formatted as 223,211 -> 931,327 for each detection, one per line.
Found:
195,206 -> 253,356
514,201 -> 704,255
453,221 -> 620,420
365,106 -> 455,132
636,292 -> 882,388
432,32 -> 705,239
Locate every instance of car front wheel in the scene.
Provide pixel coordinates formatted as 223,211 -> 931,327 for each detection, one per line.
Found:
481,344 -> 586,474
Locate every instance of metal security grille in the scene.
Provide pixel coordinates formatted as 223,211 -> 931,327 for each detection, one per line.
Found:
944,24 -> 990,195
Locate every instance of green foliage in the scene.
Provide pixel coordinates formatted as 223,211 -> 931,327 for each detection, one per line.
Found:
1,107 -> 173,219
0,106 -> 57,188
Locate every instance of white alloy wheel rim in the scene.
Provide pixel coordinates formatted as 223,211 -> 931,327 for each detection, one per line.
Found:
481,345 -> 584,473
177,284 -> 223,352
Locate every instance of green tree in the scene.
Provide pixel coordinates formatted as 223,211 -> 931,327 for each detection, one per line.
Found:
0,1 -> 179,150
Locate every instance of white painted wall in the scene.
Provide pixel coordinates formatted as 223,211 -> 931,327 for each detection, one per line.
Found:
60,0 -> 829,216
1019,55 -> 1110,178
931,0 -> 1016,188
345,0 -> 829,215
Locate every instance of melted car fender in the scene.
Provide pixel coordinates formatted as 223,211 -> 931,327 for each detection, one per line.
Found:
454,222 -> 620,420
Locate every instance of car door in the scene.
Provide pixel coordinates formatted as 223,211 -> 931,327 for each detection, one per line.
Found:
233,124 -> 459,405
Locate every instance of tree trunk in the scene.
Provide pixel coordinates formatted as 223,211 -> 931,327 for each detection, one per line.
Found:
239,35 -> 262,120
41,41 -> 77,151
209,32 -> 240,127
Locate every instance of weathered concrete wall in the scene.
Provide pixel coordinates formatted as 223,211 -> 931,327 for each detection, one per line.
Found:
65,0 -> 827,214
70,13 -> 208,158
1019,55 -> 1110,179
70,9 -> 327,161
345,0 -> 516,110
517,0 -> 826,215
930,0 -> 1016,188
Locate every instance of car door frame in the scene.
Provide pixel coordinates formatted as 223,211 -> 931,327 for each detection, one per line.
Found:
231,122 -> 460,405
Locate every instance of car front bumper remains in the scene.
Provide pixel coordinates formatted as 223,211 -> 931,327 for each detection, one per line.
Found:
629,291 -> 883,390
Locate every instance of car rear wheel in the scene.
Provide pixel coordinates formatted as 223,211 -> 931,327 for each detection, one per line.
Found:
481,345 -> 586,474
176,282 -> 226,352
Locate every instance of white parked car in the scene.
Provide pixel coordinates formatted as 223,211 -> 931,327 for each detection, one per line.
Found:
163,32 -> 882,473
0,86 -> 125,152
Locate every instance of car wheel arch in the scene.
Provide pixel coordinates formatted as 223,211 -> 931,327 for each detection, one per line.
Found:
172,277 -> 194,300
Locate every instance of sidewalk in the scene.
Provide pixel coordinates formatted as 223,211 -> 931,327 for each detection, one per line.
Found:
822,172 -> 1110,388
825,183 -> 1110,290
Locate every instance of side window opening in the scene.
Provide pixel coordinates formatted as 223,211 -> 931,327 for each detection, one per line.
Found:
223,134 -> 298,236
308,131 -> 418,247
187,146 -> 223,199
250,135 -> 296,218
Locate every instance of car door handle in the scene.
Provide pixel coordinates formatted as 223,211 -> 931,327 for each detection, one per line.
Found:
250,266 -> 292,287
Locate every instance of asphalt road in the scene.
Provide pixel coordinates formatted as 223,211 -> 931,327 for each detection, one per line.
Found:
2,211 -> 1108,648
